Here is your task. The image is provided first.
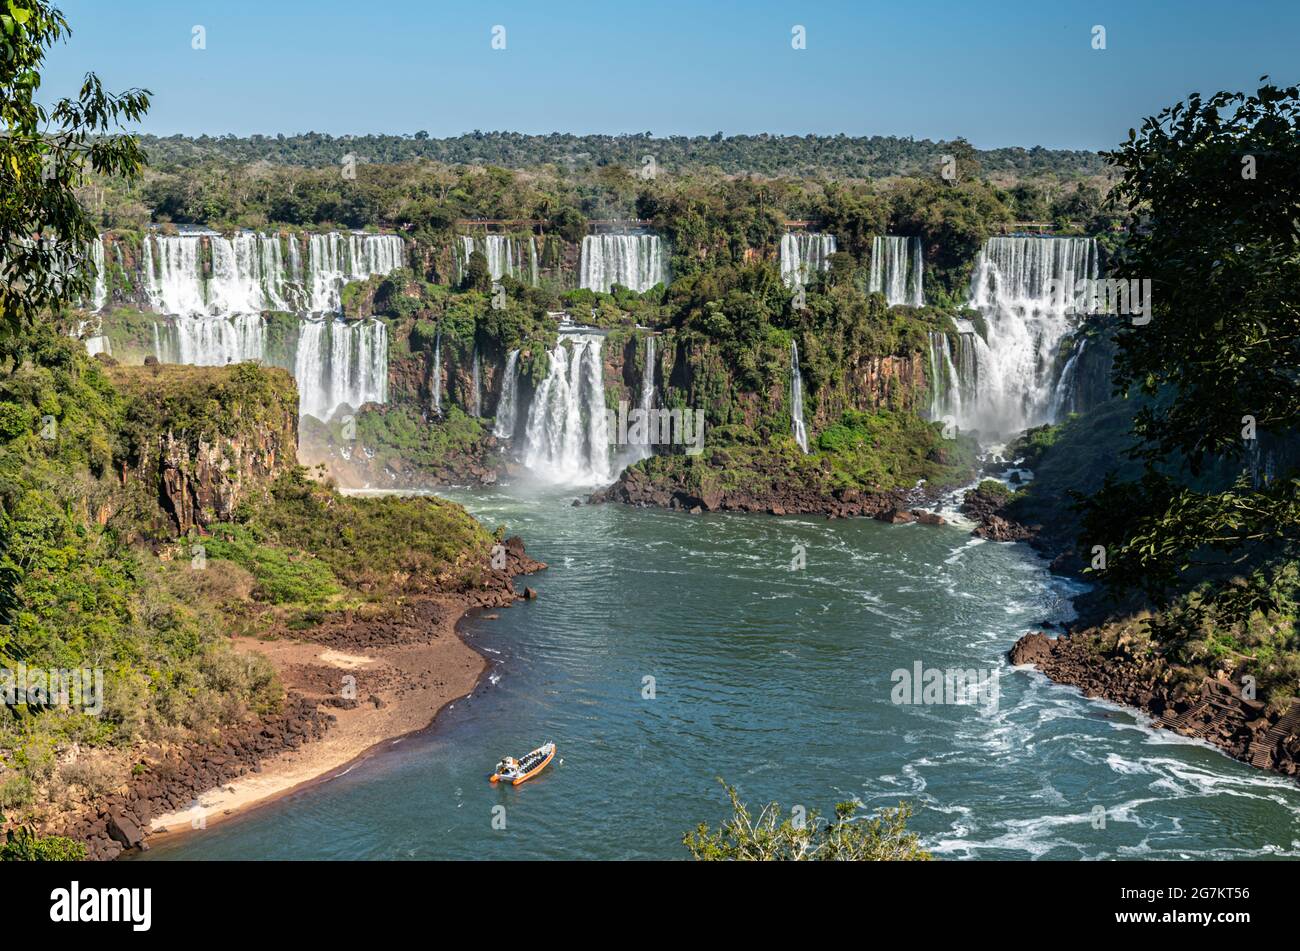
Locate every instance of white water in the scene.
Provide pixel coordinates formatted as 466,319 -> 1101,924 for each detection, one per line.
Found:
869,236 -> 924,307
933,236 -> 1099,436
522,332 -> 612,484
142,231 -> 404,317
791,340 -> 809,453
294,318 -> 390,421
457,235 -> 537,284
494,349 -> 521,438
579,234 -> 669,293
155,313 -> 267,367
88,236 -> 108,311
780,233 -> 836,287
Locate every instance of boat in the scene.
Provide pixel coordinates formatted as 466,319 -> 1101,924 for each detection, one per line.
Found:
490,741 -> 556,785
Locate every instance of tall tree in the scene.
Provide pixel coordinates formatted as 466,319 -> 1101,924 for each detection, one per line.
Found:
1080,81 -> 1300,620
0,0 -> 149,333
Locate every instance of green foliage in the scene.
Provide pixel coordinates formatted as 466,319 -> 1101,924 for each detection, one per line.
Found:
1076,82 -> 1300,622
684,781 -> 931,861
0,0 -> 149,331
0,826 -> 86,861
202,523 -> 340,605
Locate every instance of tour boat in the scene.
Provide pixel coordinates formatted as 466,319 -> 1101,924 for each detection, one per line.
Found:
490,741 -> 556,785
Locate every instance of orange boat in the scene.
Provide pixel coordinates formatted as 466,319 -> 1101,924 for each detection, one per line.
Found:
490,741 -> 556,785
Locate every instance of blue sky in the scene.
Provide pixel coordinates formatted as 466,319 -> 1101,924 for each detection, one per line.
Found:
41,0 -> 1299,150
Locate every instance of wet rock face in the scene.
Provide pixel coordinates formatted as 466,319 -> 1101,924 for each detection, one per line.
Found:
156,425 -> 295,534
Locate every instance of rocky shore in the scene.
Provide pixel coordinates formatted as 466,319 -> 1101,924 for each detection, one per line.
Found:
1009,628 -> 1300,783
51,538 -> 545,860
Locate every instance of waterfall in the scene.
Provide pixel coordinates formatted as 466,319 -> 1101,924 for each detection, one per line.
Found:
457,235 -> 536,284
430,330 -> 443,415
579,234 -> 669,293
632,335 -> 657,461
522,333 -> 612,484
1049,339 -> 1087,420
791,341 -> 809,453
306,232 -> 405,312
869,236 -> 924,307
471,347 -> 482,417
294,318 -> 389,421
88,236 -> 108,311
152,313 -> 267,366
494,349 -> 520,438
142,231 -> 404,316
950,235 -> 1099,435
780,233 -> 836,287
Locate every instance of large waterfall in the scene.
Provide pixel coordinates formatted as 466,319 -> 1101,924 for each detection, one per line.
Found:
869,236 -> 924,307
780,233 -> 836,287
133,230 -> 403,420
791,341 -> 809,453
579,234 -> 669,293
930,235 -> 1099,436
293,318 -> 390,421
522,332 -> 612,484
494,349 -> 520,438
142,231 -> 405,316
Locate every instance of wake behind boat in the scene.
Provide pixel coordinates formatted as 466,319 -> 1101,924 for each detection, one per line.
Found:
490,742 -> 556,785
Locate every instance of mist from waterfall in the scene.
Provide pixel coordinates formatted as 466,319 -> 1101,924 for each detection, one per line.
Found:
930,235 -> 1099,436
780,233 -> 836,287
579,234 -> 668,293
869,236 -> 924,307
522,332 -> 612,484
791,341 -> 809,453
494,350 -> 520,438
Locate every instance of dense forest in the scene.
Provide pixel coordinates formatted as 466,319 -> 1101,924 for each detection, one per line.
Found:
136,130 -> 1109,180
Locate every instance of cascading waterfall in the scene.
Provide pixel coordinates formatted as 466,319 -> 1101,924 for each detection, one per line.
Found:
1049,339 -> 1087,420
494,350 -> 520,438
869,236 -> 924,307
457,235 -> 536,284
522,333 -> 612,484
942,235 -> 1099,436
293,318 -> 389,421
791,340 -> 809,453
142,231 -> 404,317
780,233 -> 836,287
135,231 -> 403,418
579,234 -> 669,293
88,236 -> 108,311
430,330 -> 443,415
306,232 -> 406,312
154,312 -> 267,367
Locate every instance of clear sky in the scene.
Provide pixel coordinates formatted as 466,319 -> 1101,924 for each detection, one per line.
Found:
40,0 -> 1300,150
